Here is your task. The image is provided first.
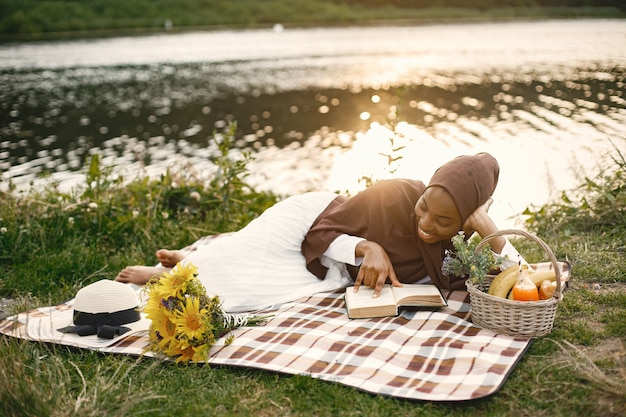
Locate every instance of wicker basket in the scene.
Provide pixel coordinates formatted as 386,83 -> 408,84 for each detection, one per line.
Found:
466,229 -> 565,338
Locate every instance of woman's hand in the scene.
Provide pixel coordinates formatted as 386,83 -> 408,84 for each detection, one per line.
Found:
463,197 -> 493,235
354,240 -> 403,297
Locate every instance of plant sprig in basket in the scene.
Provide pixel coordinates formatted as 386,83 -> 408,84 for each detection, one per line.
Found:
441,232 -> 502,289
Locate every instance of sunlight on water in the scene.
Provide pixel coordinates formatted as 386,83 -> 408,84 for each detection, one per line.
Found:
1,20 -> 625,229
322,115 -> 620,229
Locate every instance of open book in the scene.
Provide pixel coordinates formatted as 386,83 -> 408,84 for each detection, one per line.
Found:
345,284 -> 447,319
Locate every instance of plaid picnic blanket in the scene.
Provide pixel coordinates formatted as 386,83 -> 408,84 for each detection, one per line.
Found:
0,288 -> 531,401
0,234 -> 534,401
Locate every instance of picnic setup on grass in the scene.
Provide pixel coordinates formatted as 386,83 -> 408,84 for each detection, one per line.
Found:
0,229 -> 569,402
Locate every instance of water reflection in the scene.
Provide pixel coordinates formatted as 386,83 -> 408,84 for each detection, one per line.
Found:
2,67 -> 623,169
1,21 -> 625,228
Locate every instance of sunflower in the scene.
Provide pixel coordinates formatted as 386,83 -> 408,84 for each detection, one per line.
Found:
171,296 -> 207,341
142,292 -> 166,321
151,262 -> 198,299
164,338 -> 208,364
150,307 -> 177,349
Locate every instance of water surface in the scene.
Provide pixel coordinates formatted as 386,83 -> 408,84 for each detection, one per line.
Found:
1,19 -> 625,228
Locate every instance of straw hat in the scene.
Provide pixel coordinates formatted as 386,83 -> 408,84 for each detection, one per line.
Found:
26,280 -> 149,348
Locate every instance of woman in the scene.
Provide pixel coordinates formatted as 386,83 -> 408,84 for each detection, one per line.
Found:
116,152 -> 516,312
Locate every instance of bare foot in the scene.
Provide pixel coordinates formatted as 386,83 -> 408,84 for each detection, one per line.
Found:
115,266 -> 168,285
156,249 -> 186,267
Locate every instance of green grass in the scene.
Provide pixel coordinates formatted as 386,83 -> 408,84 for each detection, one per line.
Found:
1,128 -> 625,416
0,0 -> 624,41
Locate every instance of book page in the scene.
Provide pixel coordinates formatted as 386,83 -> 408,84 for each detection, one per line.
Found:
345,285 -> 395,309
391,284 -> 446,306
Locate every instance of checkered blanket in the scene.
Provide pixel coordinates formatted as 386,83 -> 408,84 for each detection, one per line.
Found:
0,234 -> 534,401
0,288 -> 531,401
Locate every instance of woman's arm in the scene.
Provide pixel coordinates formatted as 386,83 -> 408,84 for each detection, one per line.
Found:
462,198 -> 506,253
464,199 -> 531,269
322,234 -> 365,265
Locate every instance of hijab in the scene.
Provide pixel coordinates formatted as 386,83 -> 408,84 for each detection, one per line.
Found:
426,152 -> 499,224
418,152 -> 500,289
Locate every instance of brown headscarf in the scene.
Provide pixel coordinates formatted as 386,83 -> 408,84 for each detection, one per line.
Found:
426,152 -> 499,224
301,153 -> 500,290
417,152 -> 500,289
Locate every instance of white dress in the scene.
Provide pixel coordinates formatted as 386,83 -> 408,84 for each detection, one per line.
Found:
183,192 -> 353,312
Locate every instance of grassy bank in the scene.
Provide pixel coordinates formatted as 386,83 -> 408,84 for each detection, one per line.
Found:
0,0 -> 624,42
0,124 -> 280,304
0,124 -> 625,416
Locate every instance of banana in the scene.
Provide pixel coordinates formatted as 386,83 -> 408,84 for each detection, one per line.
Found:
487,265 -> 518,294
487,265 -> 518,297
529,270 -> 557,286
504,270 -> 557,300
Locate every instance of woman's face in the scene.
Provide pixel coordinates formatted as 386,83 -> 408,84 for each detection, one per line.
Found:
414,186 -> 462,244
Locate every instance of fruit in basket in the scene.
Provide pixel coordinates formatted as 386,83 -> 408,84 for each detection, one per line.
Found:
512,265 -> 540,301
487,265 -> 518,297
539,279 -> 557,300
528,270 -> 557,286
488,265 -> 557,299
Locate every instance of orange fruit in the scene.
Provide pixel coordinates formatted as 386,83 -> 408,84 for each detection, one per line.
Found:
538,280 -> 557,300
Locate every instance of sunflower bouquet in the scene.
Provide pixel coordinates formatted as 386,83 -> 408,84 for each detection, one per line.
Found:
143,261 -> 270,363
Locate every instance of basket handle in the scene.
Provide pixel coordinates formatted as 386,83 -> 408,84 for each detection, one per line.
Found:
475,229 -> 562,299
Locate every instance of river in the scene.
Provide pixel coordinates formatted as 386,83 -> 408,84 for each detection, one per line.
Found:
1,19 -> 625,229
